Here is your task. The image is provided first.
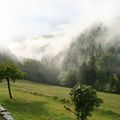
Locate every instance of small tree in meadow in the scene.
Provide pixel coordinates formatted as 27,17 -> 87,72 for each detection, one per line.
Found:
0,61 -> 26,99
70,84 -> 103,120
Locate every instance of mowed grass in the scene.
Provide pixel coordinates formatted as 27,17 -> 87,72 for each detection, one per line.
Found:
0,80 -> 120,120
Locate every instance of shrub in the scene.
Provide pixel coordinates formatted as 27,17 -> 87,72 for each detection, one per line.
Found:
70,84 -> 103,120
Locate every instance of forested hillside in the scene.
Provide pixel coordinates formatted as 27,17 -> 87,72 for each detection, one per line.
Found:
0,24 -> 120,94
62,24 -> 120,93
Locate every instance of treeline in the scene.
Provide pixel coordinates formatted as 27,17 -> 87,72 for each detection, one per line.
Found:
0,24 -> 120,94
0,52 -> 60,85
62,24 -> 120,94
20,58 -> 60,85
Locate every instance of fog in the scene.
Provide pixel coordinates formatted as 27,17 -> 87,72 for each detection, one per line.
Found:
1,0 -> 120,60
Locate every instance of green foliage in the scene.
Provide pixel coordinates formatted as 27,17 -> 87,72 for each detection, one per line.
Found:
63,24 -> 120,93
70,84 -> 103,120
0,61 -> 26,80
21,59 -> 46,83
79,55 -> 97,86
0,61 -> 26,98
60,70 -> 77,87
21,58 -> 60,85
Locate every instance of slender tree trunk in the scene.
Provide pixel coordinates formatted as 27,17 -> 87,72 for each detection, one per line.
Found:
6,77 -> 13,99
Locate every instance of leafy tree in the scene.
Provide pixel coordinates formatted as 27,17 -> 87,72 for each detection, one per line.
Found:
0,62 -> 26,99
70,84 -> 103,120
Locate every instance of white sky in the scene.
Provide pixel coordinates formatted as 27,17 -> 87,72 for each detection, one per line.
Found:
0,0 -> 120,59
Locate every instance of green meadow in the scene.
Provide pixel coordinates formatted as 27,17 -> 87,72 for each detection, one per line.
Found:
0,80 -> 120,120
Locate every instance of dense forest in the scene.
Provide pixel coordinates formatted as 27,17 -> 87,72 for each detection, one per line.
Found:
0,24 -> 120,94
62,24 -> 120,93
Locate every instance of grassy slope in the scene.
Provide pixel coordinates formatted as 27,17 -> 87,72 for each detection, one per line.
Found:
0,80 -> 120,120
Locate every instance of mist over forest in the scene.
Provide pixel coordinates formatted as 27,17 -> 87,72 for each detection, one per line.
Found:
0,0 -> 120,94
0,23 -> 120,94
0,1 -> 120,120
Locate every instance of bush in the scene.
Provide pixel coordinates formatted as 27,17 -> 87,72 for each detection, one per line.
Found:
70,84 -> 103,120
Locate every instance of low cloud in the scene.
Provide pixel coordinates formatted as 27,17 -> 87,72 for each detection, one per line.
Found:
1,0 -> 120,60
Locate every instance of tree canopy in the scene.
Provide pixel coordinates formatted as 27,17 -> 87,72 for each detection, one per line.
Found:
0,61 -> 26,98
70,84 -> 103,120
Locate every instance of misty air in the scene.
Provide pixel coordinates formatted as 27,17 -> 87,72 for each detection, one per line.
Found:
0,0 -> 120,120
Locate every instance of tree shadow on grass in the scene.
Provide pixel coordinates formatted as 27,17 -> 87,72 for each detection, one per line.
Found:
1,99 -> 75,120
1,99 -> 49,116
